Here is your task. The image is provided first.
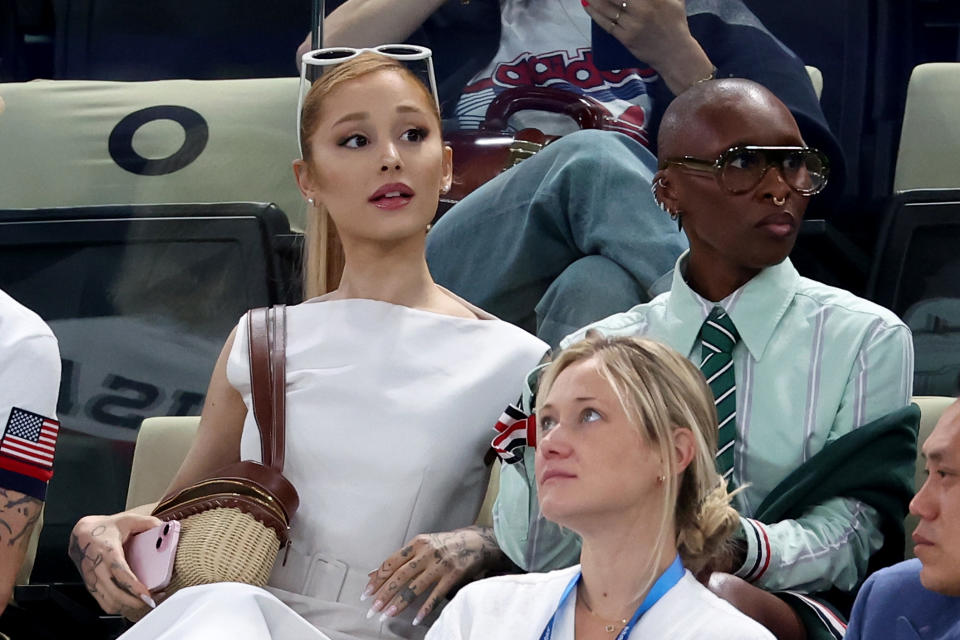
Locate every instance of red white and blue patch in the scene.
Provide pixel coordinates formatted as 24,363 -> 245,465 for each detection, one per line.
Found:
0,407 -> 59,481
491,405 -> 537,465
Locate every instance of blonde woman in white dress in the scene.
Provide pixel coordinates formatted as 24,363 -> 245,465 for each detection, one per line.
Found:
69,51 -> 547,640
427,336 -> 774,640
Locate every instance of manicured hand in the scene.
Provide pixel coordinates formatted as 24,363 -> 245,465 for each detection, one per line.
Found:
362,526 -> 504,626
69,513 -> 163,619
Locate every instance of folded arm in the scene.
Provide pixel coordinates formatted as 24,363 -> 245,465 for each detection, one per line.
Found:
736,323 -> 915,593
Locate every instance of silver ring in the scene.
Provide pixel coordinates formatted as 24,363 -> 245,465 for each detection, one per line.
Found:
772,195 -> 786,206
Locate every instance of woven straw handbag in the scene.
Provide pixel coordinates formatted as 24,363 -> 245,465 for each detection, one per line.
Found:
151,305 -> 299,593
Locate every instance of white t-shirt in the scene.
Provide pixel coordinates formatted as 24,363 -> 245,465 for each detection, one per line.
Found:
0,289 -> 61,496
427,565 -> 775,639
453,0 -> 657,145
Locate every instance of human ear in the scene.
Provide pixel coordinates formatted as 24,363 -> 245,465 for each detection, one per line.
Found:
653,170 -> 680,216
440,144 -> 453,194
293,159 -> 318,203
671,427 -> 697,475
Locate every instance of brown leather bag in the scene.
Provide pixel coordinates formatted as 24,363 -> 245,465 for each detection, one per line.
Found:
151,305 -> 299,591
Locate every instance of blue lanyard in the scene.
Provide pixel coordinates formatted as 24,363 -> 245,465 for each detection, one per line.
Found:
539,555 -> 685,640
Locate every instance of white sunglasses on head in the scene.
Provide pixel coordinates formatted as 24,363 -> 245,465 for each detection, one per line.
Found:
297,44 -> 440,157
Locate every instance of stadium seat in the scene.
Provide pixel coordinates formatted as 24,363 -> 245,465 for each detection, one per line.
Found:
905,396 -> 956,559
0,202 -> 299,583
0,78 -> 306,230
126,416 -> 199,509
805,66 -> 823,101
894,63 -> 960,192
52,0 -> 310,81
867,190 -> 960,397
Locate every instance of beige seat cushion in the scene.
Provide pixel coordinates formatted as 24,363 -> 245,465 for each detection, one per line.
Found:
0,79 -> 306,230
805,66 -> 823,101
895,63 -> 960,192
126,416 -> 201,509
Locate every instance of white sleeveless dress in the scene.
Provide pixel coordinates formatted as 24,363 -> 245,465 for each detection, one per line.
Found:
120,296 -> 547,640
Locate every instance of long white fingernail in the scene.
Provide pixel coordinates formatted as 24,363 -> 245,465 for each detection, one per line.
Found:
141,594 -> 157,609
365,605 -> 378,620
360,585 -> 373,601
412,615 -> 422,627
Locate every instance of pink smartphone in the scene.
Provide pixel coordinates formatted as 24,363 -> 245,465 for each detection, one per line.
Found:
124,521 -> 181,592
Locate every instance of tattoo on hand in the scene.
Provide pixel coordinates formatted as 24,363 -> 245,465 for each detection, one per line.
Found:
69,532 -> 105,595
111,576 -> 137,599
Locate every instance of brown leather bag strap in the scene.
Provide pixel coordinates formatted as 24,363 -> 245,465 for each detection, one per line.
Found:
269,305 -> 286,470
247,305 -> 287,471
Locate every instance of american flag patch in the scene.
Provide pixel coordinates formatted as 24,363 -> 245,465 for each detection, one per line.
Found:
1,408 -> 58,472
491,405 -> 537,465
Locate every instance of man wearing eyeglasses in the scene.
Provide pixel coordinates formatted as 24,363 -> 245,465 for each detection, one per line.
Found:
495,79 -> 915,640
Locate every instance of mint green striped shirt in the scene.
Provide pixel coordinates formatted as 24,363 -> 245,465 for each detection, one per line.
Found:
494,253 -> 914,593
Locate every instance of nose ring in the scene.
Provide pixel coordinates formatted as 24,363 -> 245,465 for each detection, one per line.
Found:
772,195 -> 786,207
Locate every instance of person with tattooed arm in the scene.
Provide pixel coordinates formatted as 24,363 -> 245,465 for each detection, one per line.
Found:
0,286 -> 61,613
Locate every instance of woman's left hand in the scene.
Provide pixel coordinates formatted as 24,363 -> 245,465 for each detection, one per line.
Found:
363,526 -> 505,626
583,0 -> 715,95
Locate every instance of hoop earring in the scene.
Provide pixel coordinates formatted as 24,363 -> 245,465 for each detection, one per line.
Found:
772,195 -> 786,207
651,178 -> 668,212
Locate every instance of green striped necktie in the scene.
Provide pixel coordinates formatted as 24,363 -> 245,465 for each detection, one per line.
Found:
699,306 -> 741,488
